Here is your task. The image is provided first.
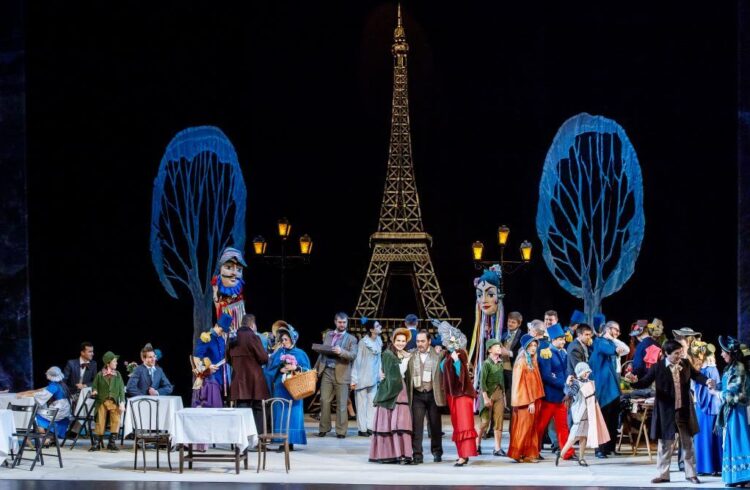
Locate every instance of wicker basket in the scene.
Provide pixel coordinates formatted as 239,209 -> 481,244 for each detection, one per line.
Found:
283,369 -> 317,400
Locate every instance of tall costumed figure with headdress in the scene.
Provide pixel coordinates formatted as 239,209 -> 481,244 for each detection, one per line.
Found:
468,265 -> 504,412
212,247 -> 247,330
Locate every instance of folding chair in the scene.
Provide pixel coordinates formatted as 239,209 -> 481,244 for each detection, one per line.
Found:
120,399 -> 128,446
130,398 -> 172,472
62,392 -> 96,449
6,403 -> 37,467
13,406 -> 63,470
257,397 -> 293,473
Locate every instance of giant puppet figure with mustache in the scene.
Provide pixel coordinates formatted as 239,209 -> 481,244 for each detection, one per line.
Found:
468,265 -> 504,411
211,247 -> 247,329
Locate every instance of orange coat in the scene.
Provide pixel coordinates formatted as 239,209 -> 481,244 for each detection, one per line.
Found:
511,353 -> 545,407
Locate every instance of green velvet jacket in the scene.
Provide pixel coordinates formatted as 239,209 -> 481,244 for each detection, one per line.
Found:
91,370 -> 126,409
373,350 -> 408,410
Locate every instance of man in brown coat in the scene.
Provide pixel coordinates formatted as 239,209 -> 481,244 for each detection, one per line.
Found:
229,314 -> 270,433
313,312 -> 357,438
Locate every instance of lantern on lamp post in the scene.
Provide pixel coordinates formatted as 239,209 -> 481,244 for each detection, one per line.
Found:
472,225 -> 533,294
252,218 -> 312,320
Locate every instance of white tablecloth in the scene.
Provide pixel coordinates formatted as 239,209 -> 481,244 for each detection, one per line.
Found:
172,408 -> 257,452
123,396 -> 184,436
0,394 -> 36,429
73,387 -> 93,417
0,409 -> 19,461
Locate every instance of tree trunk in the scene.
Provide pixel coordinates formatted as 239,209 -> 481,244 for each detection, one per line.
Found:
583,292 -> 601,331
192,288 -> 214,350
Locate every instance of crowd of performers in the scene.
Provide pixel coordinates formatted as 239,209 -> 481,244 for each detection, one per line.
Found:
14,250 -> 750,488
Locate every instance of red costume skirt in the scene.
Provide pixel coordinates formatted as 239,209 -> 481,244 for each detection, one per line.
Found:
448,395 -> 478,459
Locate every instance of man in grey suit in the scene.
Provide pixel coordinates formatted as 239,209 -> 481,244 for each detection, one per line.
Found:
408,330 -> 445,464
566,323 -> 594,376
126,343 -> 174,397
314,312 -> 358,438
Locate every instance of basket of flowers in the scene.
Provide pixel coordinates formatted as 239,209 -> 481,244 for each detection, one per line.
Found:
281,354 -> 316,400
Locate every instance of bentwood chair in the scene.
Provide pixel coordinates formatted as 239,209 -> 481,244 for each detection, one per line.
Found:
257,397 -> 293,473
130,398 -> 172,472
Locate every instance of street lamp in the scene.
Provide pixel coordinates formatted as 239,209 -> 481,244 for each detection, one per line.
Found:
472,241 -> 484,261
252,218 -> 312,319
472,225 -> 532,293
277,217 -> 291,240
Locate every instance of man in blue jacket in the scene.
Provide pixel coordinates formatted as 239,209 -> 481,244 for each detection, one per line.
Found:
536,324 -> 575,460
126,343 -> 174,397
590,321 -> 627,458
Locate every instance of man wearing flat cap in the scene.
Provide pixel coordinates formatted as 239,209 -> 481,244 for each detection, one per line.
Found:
476,338 -> 506,457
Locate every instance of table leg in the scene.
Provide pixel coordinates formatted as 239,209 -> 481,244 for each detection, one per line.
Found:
179,444 -> 184,473
188,443 -> 193,469
235,446 -> 240,474
634,411 -> 646,456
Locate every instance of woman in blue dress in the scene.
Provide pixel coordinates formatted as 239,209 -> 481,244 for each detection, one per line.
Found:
265,323 -> 310,450
17,366 -> 72,438
690,341 -> 722,476
717,336 -> 750,488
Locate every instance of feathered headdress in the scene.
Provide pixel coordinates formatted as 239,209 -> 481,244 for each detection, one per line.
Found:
432,319 -> 466,351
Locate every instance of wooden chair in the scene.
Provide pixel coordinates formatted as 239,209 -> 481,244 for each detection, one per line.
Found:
130,398 -> 172,472
617,401 -> 654,461
257,397 -> 293,473
13,406 -> 64,470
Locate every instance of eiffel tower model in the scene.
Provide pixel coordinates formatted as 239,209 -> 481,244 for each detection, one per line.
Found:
352,5 -> 460,335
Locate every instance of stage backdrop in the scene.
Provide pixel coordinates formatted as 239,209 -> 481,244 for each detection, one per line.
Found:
740,0 -> 750,344
0,0 -> 33,391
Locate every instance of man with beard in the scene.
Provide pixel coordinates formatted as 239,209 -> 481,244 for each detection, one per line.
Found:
408,330 -> 445,463
314,312 -> 358,438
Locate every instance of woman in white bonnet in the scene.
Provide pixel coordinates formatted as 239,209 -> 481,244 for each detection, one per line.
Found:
556,361 -> 610,467
17,366 -> 72,438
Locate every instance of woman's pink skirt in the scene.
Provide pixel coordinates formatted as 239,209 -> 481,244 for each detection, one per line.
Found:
369,384 -> 413,463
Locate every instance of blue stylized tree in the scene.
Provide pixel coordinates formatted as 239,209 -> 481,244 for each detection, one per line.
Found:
150,126 -> 247,343
536,113 -> 645,325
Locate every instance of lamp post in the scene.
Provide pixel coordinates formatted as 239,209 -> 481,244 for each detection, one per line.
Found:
472,225 -> 532,294
252,217 -> 313,319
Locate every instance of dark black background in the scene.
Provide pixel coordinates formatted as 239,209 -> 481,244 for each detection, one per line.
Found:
25,1 -> 737,397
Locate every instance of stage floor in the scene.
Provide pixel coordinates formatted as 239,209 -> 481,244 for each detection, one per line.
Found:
0,416 -> 725,488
